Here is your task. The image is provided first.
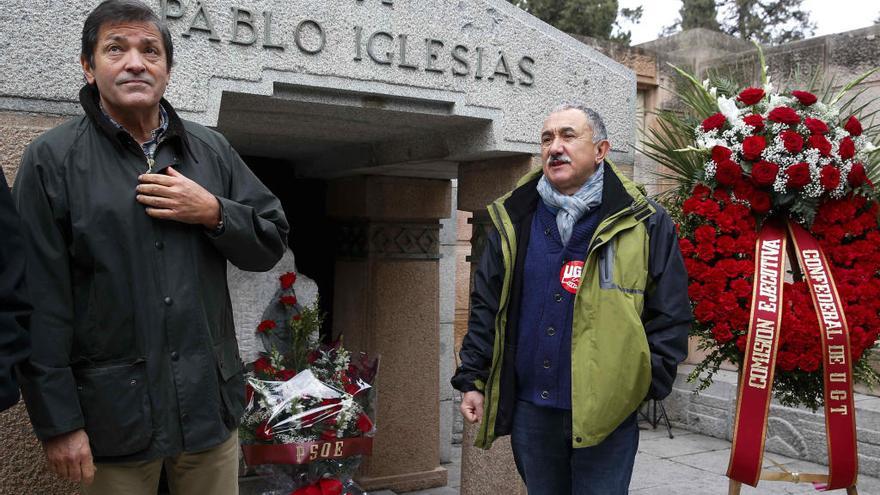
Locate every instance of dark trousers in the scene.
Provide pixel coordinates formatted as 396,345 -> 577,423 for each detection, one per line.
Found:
511,400 -> 639,495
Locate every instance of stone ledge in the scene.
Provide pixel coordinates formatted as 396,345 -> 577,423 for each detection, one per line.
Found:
357,466 -> 448,493
665,365 -> 880,477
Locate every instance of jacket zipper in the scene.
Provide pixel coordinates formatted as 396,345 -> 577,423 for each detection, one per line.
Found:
587,200 -> 650,255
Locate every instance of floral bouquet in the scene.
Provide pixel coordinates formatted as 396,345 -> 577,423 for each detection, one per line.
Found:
239,272 -> 379,495
641,45 -> 880,409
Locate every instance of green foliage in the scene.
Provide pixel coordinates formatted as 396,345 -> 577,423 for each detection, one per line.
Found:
661,0 -> 815,45
509,0 -> 642,43
681,0 -> 720,31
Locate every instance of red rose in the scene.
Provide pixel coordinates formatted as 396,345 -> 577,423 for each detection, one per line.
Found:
280,295 -> 298,306
715,160 -> 742,186
803,117 -> 829,135
750,190 -> 771,214
733,178 -> 755,202
849,163 -> 867,186
279,272 -> 297,289
808,134 -> 832,156
701,113 -> 726,132
737,87 -> 765,106
820,166 -> 841,191
357,413 -> 374,433
257,319 -> 276,333
711,146 -> 733,164
741,135 -> 766,161
791,90 -> 817,106
743,114 -> 765,130
838,136 -> 855,160
780,130 -> 803,154
256,420 -> 274,441
253,356 -> 275,375
751,161 -> 779,187
844,116 -> 863,136
768,106 -> 800,125
785,162 -> 811,188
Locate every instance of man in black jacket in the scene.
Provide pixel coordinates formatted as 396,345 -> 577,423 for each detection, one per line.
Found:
0,170 -> 30,413
14,1 -> 289,493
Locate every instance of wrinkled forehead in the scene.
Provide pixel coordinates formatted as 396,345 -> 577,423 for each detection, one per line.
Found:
541,109 -> 591,135
97,21 -> 163,45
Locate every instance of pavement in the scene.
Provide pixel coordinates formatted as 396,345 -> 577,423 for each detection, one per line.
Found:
379,424 -> 880,495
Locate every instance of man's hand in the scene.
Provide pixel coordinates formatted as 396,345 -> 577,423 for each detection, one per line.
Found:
42,429 -> 96,485
460,391 -> 484,424
136,167 -> 221,229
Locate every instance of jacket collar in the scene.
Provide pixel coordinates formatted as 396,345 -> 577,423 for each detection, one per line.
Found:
79,84 -> 193,160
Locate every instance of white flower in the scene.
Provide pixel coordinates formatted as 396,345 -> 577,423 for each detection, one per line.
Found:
717,95 -> 743,126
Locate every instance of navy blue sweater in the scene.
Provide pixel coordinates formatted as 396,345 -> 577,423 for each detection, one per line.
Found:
515,200 -> 601,409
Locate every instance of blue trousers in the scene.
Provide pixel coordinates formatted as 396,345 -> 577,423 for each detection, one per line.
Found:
511,400 -> 639,495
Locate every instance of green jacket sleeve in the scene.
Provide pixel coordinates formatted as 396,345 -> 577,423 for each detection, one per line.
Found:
207,142 -> 289,272
13,146 -> 85,440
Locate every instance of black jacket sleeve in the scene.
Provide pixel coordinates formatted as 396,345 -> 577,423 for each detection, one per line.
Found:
207,141 -> 289,272
0,170 -> 30,412
451,229 -> 504,393
643,203 -> 692,400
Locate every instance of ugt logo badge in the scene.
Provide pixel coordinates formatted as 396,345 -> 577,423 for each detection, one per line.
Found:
559,261 -> 585,294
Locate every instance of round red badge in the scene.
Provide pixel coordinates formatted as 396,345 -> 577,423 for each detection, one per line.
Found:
560,260 -> 585,294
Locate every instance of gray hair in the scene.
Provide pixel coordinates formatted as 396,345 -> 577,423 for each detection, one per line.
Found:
550,102 -> 608,143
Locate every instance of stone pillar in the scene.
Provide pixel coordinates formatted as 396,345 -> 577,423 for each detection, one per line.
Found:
456,156 -> 536,495
328,176 -> 451,493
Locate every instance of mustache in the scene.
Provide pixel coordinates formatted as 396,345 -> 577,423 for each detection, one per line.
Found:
547,154 -> 572,166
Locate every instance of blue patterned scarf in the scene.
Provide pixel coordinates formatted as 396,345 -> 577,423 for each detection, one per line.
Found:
536,164 -> 604,245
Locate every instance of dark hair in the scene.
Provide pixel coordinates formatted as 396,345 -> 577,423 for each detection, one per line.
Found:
81,0 -> 174,68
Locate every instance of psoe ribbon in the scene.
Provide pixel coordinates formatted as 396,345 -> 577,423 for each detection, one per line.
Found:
242,436 -> 373,466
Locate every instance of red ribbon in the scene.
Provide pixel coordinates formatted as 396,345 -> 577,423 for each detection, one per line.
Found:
241,437 -> 373,466
727,221 -> 859,489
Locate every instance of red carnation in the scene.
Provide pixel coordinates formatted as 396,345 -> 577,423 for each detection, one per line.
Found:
785,162 -> 811,188
257,319 -> 276,333
712,324 -> 734,343
357,413 -> 374,433
279,272 -> 297,289
743,114 -> 765,131
715,160 -> 742,186
737,87 -> 765,106
768,106 -> 800,125
701,113 -> 726,132
838,136 -> 855,160
254,356 -> 275,376
256,420 -> 274,441
804,117 -> 829,135
820,166 -> 841,191
711,145 -> 733,164
808,134 -> 832,156
780,130 -> 804,154
848,163 -> 867,187
280,295 -> 298,306
791,90 -> 817,106
750,190 -> 772,214
317,479 -> 344,495
277,368 -> 297,381
694,225 -> 716,245
844,116 -> 863,136
742,135 -> 766,161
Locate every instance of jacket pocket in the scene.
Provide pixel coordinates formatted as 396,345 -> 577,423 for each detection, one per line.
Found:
215,339 -> 245,428
74,360 -> 152,457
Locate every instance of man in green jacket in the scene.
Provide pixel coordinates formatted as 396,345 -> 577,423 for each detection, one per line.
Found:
452,103 -> 691,494
14,1 -> 288,493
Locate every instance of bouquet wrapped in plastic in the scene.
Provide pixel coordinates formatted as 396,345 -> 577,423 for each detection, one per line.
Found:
240,272 -> 378,495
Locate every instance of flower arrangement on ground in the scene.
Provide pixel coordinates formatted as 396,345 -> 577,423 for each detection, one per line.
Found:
239,272 -> 378,495
642,46 -> 880,410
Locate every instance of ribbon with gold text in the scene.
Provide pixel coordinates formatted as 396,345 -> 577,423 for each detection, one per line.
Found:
727,220 -> 787,486
241,437 -> 373,466
788,221 -> 859,490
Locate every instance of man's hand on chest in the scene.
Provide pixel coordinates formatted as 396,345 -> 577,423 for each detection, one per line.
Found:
136,166 -> 221,229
